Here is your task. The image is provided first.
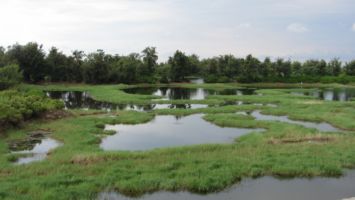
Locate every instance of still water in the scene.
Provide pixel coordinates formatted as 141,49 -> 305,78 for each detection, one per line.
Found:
12,138 -> 62,165
250,110 -> 341,132
123,87 -> 256,100
189,78 -> 204,84
100,114 -> 263,151
291,88 -> 355,101
46,91 -> 208,111
98,170 -> 355,200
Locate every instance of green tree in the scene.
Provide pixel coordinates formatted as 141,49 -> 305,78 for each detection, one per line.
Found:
259,57 -> 272,78
275,59 -> 291,78
345,60 -> 355,76
327,58 -> 342,76
291,61 -> 302,77
239,55 -> 261,82
156,63 -> 171,83
6,43 -> 47,83
0,47 -> 9,67
46,47 -> 68,82
317,60 -> 327,76
302,60 -> 320,76
83,50 -> 110,84
187,54 -> 200,75
109,55 -> 140,83
141,47 -> 158,75
217,55 -> 240,79
66,50 -> 85,82
169,51 -> 190,82
0,64 -> 22,90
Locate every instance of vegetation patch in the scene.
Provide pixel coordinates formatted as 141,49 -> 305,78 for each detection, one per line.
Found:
0,83 -> 354,199
0,89 -> 63,132
267,134 -> 337,144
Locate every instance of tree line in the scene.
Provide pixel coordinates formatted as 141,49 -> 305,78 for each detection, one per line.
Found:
1,42 -> 355,89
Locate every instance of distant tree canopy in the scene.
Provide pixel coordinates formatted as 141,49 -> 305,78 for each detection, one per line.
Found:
345,60 -> 355,76
0,42 -> 355,86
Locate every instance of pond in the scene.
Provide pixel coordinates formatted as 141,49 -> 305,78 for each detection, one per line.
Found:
122,87 -> 256,100
46,91 -> 208,111
189,78 -> 204,84
97,170 -> 355,200
12,138 -> 62,165
250,110 -> 341,132
100,114 -> 264,151
291,88 -> 355,101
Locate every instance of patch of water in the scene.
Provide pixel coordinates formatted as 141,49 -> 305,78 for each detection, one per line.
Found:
100,114 -> 263,151
12,138 -> 62,165
189,78 -> 204,84
251,110 -> 340,132
123,87 -> 256,100
46,91 -> 208,111
291,88 -> 355,101
97,170 -> 355,200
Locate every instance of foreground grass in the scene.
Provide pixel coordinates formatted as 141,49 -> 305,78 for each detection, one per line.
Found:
0,83 -> 355,199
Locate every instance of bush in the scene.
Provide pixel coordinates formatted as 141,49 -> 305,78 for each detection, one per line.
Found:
0,90 -> 63,131
0,64 -> 22,90
204,75 -> 219,83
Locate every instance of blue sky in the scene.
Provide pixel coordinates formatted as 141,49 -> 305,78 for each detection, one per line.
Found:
0,0 -> 354,61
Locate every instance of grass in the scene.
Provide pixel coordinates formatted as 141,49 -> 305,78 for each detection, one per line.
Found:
0,82 -> 354,199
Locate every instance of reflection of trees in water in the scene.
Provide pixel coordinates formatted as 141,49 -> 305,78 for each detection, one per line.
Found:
167,88 -> 195,99
48,91 -> 87,109
301,89 -> 355,101
217,89 -> 256,95
125,87 -> 257,100
323,90 -> 349,101
47,91 -> 202,111
174,115 -> 182,120
159,87 -> 169,97
124,88 -> 157,95
172,104 -> 190,109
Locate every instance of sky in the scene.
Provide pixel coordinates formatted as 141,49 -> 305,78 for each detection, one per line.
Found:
0,0 -> 354,61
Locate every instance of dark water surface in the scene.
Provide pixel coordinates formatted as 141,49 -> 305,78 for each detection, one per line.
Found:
100,114 -> 263,151
291,88 -> 355,101
123,87 -> 256,100
98,170 -> 355,200
46,91 -> 208,111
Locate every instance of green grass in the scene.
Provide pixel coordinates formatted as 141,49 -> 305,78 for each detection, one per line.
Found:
0,82 -> 355,199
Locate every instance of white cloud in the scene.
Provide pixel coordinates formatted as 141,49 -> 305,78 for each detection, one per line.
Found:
352,23 -> 355,32
287,23 -> 309,33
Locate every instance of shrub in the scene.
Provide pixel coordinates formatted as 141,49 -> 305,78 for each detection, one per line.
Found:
0,90 -> 63,131
0,64 -> 22,90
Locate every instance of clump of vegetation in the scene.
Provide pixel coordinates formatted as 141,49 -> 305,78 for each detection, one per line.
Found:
0,64 -> 22,90
0,90 -> 63,131
100,111 -> 154,125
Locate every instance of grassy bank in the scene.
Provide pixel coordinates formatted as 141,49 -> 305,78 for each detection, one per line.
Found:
0,83 -> 354,199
